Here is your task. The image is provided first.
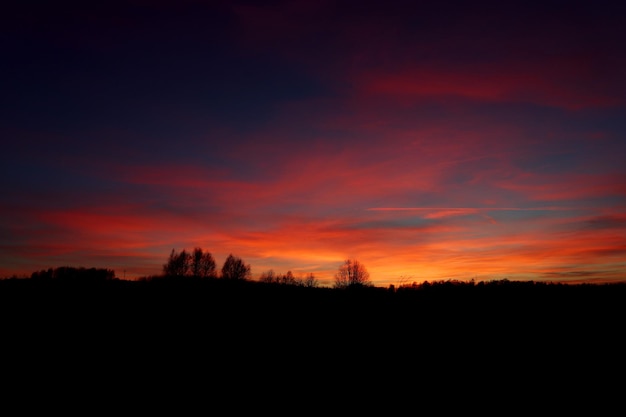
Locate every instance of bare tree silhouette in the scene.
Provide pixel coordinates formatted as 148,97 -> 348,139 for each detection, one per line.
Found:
221,254 -> 251,280
163,248 -> 191,277
191,247 -> 217,278
260,269 -> 320,287
334,259 -> 371,289
300,272 -> 319,288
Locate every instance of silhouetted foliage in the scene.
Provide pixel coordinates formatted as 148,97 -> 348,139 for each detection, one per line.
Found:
163,248 -> 191,277
334,259 -> 372,289
259,269 -> 278,283
221,254 -> 251,280
259,269 -> 320,287
30,266 -> 115,283
162,247 -> 218,278
190,247 -> 217,278
301,272 -> 319,288
259,269 -> 297,285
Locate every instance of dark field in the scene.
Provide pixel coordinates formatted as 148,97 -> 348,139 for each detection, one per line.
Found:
2,275 -> 624,411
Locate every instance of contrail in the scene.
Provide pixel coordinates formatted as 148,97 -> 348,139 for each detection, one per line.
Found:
367,207 -> 575,211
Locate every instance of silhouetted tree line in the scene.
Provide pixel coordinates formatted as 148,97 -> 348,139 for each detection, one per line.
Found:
157,249 -> 376,289
29,266 -> 116,283
2,255 -> 625,342
259,269 -> 320,287
2,250 -> 625,303
162,247 -> 218,278
160,248 -> 251,280
258,257 -> 371,289
391,277 -> 626,293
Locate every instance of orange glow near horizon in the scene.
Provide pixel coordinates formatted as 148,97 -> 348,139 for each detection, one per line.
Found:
4,197 -> 624,287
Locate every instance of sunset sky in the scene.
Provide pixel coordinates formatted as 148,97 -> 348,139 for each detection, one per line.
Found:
2,0 -> 625,286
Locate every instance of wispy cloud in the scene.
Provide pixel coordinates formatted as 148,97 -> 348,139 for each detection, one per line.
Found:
367,207 -> 575,213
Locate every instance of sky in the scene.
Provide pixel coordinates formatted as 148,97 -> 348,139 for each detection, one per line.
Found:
2,0 -> 625,286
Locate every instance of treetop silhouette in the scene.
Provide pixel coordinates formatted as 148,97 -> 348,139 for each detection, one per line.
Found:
334,258 -> 372,289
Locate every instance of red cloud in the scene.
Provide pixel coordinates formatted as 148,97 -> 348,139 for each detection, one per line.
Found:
356,62 -> 622,110
495,172 -> 626,202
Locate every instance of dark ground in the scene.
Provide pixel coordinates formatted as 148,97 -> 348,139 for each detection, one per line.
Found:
1,276 -> 624,412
